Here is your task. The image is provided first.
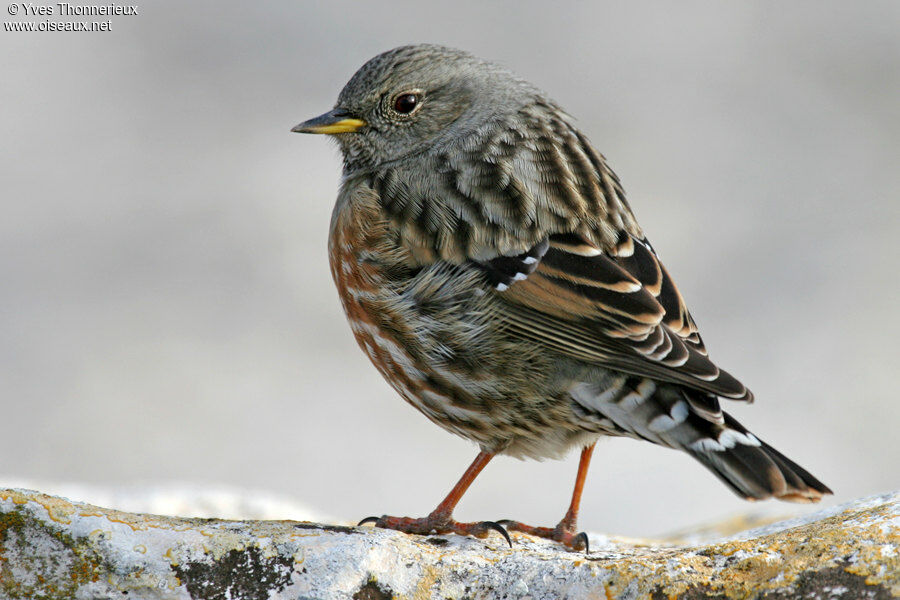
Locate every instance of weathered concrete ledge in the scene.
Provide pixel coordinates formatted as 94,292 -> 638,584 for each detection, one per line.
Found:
0,489 -> 896,599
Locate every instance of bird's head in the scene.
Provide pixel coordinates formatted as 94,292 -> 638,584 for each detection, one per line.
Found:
292,44 -> 543,173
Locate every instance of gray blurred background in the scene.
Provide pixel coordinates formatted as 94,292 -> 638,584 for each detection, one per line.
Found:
2,1 -> 898,537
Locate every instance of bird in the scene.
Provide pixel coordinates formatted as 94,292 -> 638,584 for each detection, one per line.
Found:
291,44 -> 832,551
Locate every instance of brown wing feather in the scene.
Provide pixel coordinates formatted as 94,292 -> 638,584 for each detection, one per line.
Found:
385,103 -> 751,401
498,242 -> 752,401
473,111 -> 752,401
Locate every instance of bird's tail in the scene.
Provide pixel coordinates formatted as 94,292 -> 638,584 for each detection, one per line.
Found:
685,411 -> 832,502
571,377 -> 832,501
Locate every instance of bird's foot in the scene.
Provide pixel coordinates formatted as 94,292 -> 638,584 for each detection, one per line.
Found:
358,513 -> 512,547
497,519 -> 590,553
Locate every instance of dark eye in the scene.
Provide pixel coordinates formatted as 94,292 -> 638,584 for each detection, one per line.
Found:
393,93 -> 420,114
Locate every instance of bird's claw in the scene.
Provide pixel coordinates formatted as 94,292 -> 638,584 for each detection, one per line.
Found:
574,531 -> 590,554
498,519 -> 590,553
356,514 -> 512,547
476,520 -> 512,547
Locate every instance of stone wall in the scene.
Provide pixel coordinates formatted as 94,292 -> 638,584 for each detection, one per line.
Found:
0,489 -> 896,599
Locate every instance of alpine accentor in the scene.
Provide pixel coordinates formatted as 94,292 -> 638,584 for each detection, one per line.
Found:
292,44 -> 831,551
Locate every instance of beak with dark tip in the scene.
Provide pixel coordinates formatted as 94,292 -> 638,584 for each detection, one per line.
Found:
291,109 -> 367,135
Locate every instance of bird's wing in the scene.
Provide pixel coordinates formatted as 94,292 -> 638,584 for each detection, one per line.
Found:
480,231 -> 752,401
463,109 -> 753,401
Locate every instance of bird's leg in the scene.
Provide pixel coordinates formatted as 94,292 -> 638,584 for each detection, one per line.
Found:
499,443 -> 596,552
358,451 -> 511,546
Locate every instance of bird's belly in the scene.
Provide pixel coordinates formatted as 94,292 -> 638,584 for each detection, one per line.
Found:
327,204 -> 593,458
326,214 -> 496,436
330,258 -> 582,455
329,253 -> 495,441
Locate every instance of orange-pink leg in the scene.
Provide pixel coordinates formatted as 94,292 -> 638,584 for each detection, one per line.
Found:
358,451 -> 511,546
500,443 -> 596,552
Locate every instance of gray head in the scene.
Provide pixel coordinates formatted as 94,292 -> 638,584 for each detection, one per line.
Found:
292,45 -> 546,173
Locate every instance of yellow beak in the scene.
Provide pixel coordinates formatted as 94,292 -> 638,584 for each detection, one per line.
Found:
291,109 -> 367,135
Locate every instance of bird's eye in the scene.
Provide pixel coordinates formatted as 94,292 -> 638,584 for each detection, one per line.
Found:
392,92 -> 421,115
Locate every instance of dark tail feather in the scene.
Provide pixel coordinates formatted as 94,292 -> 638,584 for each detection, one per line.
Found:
688,413 -> 832,502
569,378 -> 832,502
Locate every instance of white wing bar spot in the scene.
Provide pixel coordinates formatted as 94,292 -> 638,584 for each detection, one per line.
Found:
647,399 -> 689,433
689,429 -> 762,452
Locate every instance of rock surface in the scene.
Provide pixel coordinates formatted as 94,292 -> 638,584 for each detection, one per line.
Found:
0,488 -> 896,599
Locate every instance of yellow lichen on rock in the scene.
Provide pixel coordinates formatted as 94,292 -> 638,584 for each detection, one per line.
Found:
0,488 -> 896,599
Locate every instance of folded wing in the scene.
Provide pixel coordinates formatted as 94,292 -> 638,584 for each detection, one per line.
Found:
466,107 -> 753,401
